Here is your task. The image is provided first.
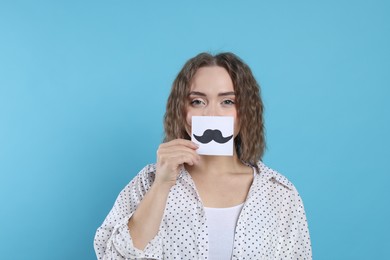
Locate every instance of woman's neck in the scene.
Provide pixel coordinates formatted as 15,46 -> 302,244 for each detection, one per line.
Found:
186,153 -> 246,177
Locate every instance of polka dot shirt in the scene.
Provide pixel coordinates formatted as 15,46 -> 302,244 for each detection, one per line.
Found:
94,161 -> 312,259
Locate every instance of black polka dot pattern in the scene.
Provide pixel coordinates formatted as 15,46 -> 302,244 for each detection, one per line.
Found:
94,162 -> 312,259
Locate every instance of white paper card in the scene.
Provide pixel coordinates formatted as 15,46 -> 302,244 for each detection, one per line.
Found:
191,116 -> 234,156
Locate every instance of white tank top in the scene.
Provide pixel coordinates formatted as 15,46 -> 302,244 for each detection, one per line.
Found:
204,203 -> 244,260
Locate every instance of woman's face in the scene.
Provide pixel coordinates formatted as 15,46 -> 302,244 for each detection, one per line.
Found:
185,66 -> 240,137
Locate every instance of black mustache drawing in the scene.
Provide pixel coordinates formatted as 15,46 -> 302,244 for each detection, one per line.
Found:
193,129 -> 233,144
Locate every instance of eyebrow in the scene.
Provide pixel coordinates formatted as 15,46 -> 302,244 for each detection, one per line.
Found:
188,91 -> 235,97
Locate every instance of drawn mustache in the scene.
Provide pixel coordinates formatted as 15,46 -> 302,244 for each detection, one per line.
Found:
193,129 -> 233,144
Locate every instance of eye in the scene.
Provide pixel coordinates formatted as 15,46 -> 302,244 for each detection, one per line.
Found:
222,99 -> 235,105
190,99 -> 206,107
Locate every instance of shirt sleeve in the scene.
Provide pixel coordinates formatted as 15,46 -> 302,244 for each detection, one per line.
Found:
277,186 -> 312,259
94,164 -> 163,260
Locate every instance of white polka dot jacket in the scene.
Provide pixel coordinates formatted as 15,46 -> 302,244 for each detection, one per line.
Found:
94,161 -> 312,259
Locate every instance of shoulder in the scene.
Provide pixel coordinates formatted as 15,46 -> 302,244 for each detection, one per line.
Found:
138,163 -> 157,176
256,161 -> 295,191
128,163 -> 157,187
116,163 -> 159,200
254,161 -> 307,209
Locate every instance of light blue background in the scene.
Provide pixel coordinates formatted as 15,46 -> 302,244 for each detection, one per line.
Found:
1,1 -> 389,259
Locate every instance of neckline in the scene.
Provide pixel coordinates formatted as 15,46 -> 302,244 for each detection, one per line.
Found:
204,202 -> 244,210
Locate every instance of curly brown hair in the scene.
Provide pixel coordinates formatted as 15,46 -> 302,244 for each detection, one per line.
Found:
164,52 -> 265,166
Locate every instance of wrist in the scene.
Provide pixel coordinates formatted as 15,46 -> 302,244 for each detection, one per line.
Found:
151,181 -> 173,194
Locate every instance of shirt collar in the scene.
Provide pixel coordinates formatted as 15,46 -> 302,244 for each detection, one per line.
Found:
256,161 -> 293,190
176,161 -> 293,190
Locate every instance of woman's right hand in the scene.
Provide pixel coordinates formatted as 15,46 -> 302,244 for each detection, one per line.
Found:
154,139 -> 200,188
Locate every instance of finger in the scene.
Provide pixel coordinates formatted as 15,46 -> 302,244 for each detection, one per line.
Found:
160,139 -> 199,150
157,144 -> 200,156
158,148 -> 200,164
157,145 -> 200,161
168,153 -> 199,166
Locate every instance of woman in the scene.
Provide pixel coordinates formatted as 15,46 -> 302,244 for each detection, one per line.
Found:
94,52 -> 312,259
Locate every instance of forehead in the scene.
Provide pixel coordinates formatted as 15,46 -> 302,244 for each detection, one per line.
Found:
190,66 -> 234,92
